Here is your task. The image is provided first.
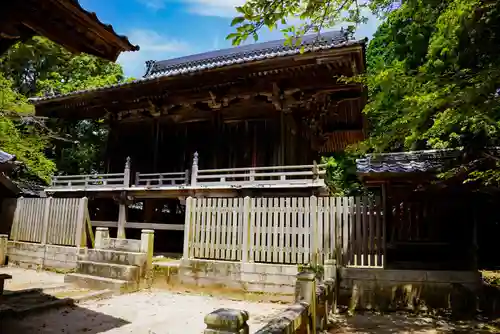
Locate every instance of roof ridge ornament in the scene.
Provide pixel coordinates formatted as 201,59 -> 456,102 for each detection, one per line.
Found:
144,60 -> 157,77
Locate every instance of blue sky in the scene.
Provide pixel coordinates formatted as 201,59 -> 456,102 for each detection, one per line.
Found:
80,0 -> 381,78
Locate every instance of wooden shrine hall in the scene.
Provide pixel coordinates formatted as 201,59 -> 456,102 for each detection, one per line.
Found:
32,31 -> 367,251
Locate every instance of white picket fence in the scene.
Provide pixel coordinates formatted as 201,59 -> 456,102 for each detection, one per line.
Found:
183,195 -> 385,267
10,197 -> 89,247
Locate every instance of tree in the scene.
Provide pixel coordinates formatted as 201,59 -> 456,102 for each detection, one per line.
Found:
1,37 -> 128,177
230,0 -> 500,189
1,37 -> 126,96
0,73 -> 55,182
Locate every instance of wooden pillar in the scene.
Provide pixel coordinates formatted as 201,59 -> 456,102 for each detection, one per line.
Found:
117,202 -> 127,239
144,199 -> 154,224
280,111 -> 285,165
382,182 -> 389,268
152,120 -> 160,172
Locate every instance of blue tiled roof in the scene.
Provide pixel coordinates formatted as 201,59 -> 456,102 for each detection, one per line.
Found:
356,149 -> 461,174
0,150 -> 15,164
145,31 -> 349,77
30,31 -> 362,103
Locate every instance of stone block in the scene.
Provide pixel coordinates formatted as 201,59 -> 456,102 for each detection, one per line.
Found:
204,308 -> 249,334
240,272 -> 296,285
425,270 -> 480,284
83,249 -> 147,267
77,260 -> 140,281
65,273 -> 137,292
102,238 -> 142,252
254,303 -> 308,334
43,259 -> 77,270
241,263 -> 298,276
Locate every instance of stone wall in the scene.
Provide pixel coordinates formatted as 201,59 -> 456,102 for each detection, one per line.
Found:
202,271 -> 335,334
7,241 -> 84,270
178,259 -> 298,301
338,268 -> 481,313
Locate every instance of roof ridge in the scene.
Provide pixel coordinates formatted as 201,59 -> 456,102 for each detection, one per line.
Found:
145,30 -> 348,77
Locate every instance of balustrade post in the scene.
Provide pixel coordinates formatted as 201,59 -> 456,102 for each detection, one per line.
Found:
184,169 -> 190,185
312,160 -> 319,181
191,152 -> 199,187
124,157 -> 131,187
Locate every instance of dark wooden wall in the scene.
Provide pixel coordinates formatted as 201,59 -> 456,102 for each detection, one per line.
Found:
106,115 -> 316,175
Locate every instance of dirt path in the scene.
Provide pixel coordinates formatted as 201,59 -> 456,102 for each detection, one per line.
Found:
0,290 -> 288,334
328,312 -> 495,334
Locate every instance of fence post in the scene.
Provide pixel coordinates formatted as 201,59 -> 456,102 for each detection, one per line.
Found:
117,202 -> 127,239
141,229 -> 155,276
0,234 -> 8,266
75,197 -> 88,247
310,195 -> 319,266
242,196 -> 251,263
40,197 -> 52,245
295,270 -> 317,334
95,227 -> 109,249
191,152 -> 199,187
183,197 -> 193,259
124,157 -> 131,187
10,197 -> 23,242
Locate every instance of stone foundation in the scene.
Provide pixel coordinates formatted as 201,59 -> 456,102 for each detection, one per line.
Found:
178,259 -> 298,301
7,241 -> 84,270
338,268 -> 481,313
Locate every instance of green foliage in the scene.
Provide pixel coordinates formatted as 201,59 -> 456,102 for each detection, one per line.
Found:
232,0 -> 500,190
227,0 -> 381,46
1,37 -> 125,96
0,37 -> 125,179
298,263 -> 324,280
0,73 -> 55,182
322,153 -> 363,196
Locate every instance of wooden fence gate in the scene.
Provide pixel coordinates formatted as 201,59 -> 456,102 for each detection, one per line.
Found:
10,197 -> 93,247
183,195 -> 385,268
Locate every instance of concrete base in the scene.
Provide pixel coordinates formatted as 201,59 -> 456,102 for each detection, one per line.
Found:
178,259 -> 297,301
82,249 -> 147,267
77,260 -> 140,281
7,241 -> 84,270
338,268 -> 481,313
65,273 -> 137,292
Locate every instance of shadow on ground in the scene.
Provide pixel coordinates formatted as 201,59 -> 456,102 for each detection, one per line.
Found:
0,288 -> 130,334
328,312 -> 497,334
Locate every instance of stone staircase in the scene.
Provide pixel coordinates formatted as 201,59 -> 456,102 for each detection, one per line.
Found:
65,229 -> 153,292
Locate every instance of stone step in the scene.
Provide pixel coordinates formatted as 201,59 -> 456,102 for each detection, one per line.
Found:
77,260 -> 140,282
102,238 -> 142,252
79,249 -> 146,267
65,273 -> 138,292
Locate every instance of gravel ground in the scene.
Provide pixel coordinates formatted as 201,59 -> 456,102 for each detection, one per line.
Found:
0,290 -> 288,334
1,267 -> 66,291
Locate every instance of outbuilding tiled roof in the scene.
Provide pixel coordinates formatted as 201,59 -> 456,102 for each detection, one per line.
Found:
0,150 -> 15,164
356,149 -> 462,174
30,31 -> 362,103
145,30 -> 350,77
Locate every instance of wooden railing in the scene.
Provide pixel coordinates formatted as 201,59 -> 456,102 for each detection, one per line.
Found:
51,173 -> 127,189
135,170 -> 189,187
47,154 -> 328,191
193,163 -> 327,188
